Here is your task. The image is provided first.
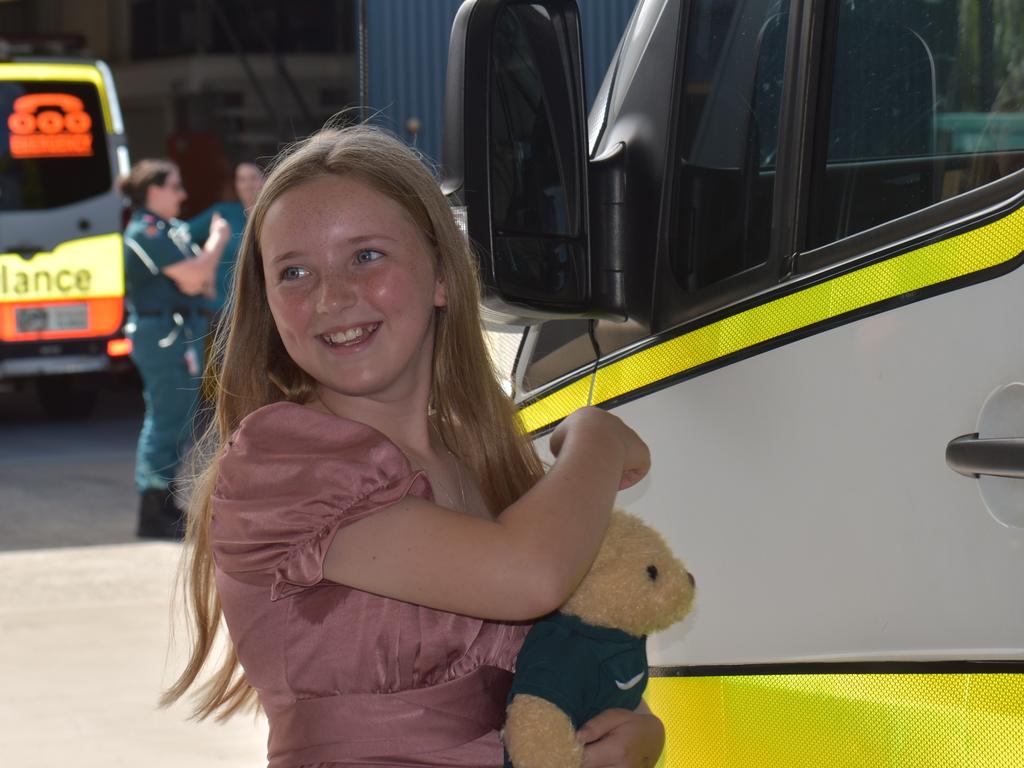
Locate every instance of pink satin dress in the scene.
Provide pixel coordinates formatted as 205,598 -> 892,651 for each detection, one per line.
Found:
211,402 -> 529,767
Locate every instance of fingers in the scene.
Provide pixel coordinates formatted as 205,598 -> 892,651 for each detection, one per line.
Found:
578,708 -> 635,744
581,739 -> 629,768
618,468 -> 647,491
579,710 -> 665,768
552,407 -> 650,488
578,709 -> 635,768
210,212 -> 230,231
617,422 -> 650,487
549,421 -> 568,458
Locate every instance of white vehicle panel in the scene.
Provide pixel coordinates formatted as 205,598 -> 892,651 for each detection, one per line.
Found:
542,264 -> 1024,668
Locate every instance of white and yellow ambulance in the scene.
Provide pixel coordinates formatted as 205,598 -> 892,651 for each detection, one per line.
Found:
445,0 -> 1024,764
1,55 -> 130,418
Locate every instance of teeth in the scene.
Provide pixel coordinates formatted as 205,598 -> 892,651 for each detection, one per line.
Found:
323,323 -> 378,345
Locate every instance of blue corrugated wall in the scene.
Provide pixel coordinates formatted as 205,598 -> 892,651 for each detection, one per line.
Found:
365,0 -> 639,164
579,1 -> 637,108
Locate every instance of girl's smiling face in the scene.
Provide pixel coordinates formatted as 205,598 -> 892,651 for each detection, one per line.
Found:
260,174 -> 446,409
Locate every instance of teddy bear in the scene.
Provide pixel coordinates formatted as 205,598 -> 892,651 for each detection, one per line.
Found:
502,509 -> 695,768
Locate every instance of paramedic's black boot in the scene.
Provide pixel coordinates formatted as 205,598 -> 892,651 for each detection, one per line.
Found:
136,488 -> 186,540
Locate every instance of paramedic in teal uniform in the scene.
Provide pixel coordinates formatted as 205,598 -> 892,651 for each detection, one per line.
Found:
120,159 -> 230,538
187,161 -> 264,312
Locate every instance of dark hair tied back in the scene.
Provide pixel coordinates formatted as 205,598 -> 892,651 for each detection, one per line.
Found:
118,158 -> 178,208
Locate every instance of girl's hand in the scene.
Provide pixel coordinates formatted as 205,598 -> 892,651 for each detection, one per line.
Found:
549,407 -> 651,490
579,708 -> 666,768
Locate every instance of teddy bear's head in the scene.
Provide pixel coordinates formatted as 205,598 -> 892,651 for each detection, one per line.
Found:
561,509 -> 695,638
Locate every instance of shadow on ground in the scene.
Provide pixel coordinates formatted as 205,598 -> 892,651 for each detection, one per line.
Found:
0,374 -> 159,551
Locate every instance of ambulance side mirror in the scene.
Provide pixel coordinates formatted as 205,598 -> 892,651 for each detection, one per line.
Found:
444,0 -> 605,323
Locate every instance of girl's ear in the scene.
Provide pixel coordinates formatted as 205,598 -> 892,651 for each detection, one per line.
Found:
434,277 -> 447,309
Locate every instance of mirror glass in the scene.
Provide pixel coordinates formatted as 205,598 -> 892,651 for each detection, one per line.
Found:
489,3 -> 587,308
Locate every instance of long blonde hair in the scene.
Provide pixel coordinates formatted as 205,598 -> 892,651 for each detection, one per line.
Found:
162,125 -> 544,720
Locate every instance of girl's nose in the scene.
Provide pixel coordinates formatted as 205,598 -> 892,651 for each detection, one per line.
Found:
316,272 -> 357,313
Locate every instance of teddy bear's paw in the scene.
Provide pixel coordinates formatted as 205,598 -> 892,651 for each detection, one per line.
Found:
503,694 -> 583,768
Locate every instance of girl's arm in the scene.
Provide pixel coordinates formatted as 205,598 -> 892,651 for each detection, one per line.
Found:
322,406 -> 649,620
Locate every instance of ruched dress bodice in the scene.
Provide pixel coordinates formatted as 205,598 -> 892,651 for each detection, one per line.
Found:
211,402 -> 528,767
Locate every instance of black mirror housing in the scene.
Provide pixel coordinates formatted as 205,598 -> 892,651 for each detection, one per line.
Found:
445,0 -> 621,322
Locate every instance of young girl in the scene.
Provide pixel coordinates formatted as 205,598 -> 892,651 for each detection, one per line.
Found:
164,126 -> 662,767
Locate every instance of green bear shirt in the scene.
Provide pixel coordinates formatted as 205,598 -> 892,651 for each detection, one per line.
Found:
504,612 -> 648,767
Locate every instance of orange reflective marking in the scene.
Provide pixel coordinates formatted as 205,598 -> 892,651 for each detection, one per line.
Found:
0,297 -> 122,342
7,92 -> 94,159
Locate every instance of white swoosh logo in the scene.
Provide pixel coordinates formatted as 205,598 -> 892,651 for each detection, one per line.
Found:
615,672 -> 645,691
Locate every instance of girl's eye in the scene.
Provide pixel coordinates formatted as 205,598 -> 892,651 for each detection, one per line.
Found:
280,265 -> 309,281
356,249 -> 384,264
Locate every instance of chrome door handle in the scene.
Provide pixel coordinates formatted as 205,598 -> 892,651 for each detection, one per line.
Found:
945,434 -> 1024,479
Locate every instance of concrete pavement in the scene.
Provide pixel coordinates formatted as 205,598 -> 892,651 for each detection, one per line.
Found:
0,541 -> 268,767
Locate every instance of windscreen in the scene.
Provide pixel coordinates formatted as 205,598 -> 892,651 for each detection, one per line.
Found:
0,79 -> 112,211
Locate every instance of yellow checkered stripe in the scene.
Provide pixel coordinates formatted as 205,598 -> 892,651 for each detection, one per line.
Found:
519,204 -> 1024,433
0,62 -> 113,131
645,672 -> 1024,768
0,233 -> 124,302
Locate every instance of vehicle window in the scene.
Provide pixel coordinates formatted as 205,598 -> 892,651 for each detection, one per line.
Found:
520,318 -> 594,394
669,0 -> 793,291
0,80 -> 111,211
806,0 -> 1024,248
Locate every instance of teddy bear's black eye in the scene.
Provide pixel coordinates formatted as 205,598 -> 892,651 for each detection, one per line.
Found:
647,565 -> 658,582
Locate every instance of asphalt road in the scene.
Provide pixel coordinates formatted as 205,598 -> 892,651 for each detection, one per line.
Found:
0,378 -> 148,551
0,380 -> 270,765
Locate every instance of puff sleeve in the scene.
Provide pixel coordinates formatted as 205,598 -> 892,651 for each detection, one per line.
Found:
211,402 -> 430,601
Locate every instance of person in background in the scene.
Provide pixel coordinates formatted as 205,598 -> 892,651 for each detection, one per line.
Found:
162,126 -> 663,767
188,161 -> 265,313
120,159 -> 230,539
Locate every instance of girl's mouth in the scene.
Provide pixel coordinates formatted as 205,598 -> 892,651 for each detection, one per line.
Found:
319,322 -> 380,347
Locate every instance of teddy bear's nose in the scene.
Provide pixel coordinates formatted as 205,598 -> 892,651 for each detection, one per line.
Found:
647,565 -> 658,581
687,571 -> 696,588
